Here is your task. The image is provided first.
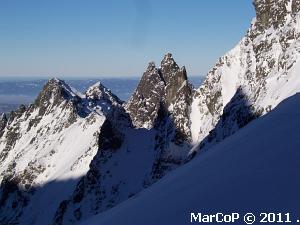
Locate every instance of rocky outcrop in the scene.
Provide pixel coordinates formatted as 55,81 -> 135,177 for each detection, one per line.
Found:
254,0 -> 289,30
125,62 -> 165,129
126,53 -> 193,142
253,0 -> 300,29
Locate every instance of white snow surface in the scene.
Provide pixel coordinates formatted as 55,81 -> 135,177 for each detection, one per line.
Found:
81,92 -> 300,225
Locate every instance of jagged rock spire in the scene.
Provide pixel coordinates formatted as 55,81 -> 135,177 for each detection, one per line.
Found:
161,55 -> 188,107
160,53 -> 180,84
125,53 -> 193,142
125,61 -> 165,129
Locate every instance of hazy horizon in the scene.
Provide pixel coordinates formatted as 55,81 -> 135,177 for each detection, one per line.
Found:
0,74 -> 205,81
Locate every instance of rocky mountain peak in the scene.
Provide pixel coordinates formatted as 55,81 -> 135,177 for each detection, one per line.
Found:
85,82 -> 122,106
125,60 -> 165,128
85,82 -> 108,100
160,53 -> 181,84
161,53 -> 178,68
125,53 -> 192,129
125,53 -> 193,142
34,78 -> 79,113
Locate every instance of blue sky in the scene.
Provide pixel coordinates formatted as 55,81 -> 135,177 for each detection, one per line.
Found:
0,0 -> 255,78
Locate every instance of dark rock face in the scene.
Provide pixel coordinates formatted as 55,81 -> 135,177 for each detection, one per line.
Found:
160,54 -> 193,142
160,54 -> 190,107
125,62 -> 165,128
253,0 -> 300,30
0,176 -> 29,225
254,0 -> 288,30
98,120 -> 124,151
292,0 -> 300,14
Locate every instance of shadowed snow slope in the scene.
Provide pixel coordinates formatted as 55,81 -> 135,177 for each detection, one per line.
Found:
81,93 -> 300,225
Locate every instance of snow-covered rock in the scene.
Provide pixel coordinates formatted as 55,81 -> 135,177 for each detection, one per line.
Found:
191,0 -> 300,149
0,78 -> 121,225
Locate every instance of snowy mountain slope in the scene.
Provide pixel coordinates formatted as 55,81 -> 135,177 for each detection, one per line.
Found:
191,0 -> 300,149
52,54 -> 194,225
0,78 -> 122,225
81,92 -> 300,225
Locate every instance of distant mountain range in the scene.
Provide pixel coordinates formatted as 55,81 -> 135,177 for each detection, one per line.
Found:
0,77 -> 203,113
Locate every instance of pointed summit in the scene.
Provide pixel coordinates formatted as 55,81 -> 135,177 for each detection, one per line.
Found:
146,61 -> 157,72
85,81 -> 122,105
159,53 -> 189,107
33,78 -> 82,116
161,53 -> 179,69
160,53 -> 180,85
125,61 -> 165,128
